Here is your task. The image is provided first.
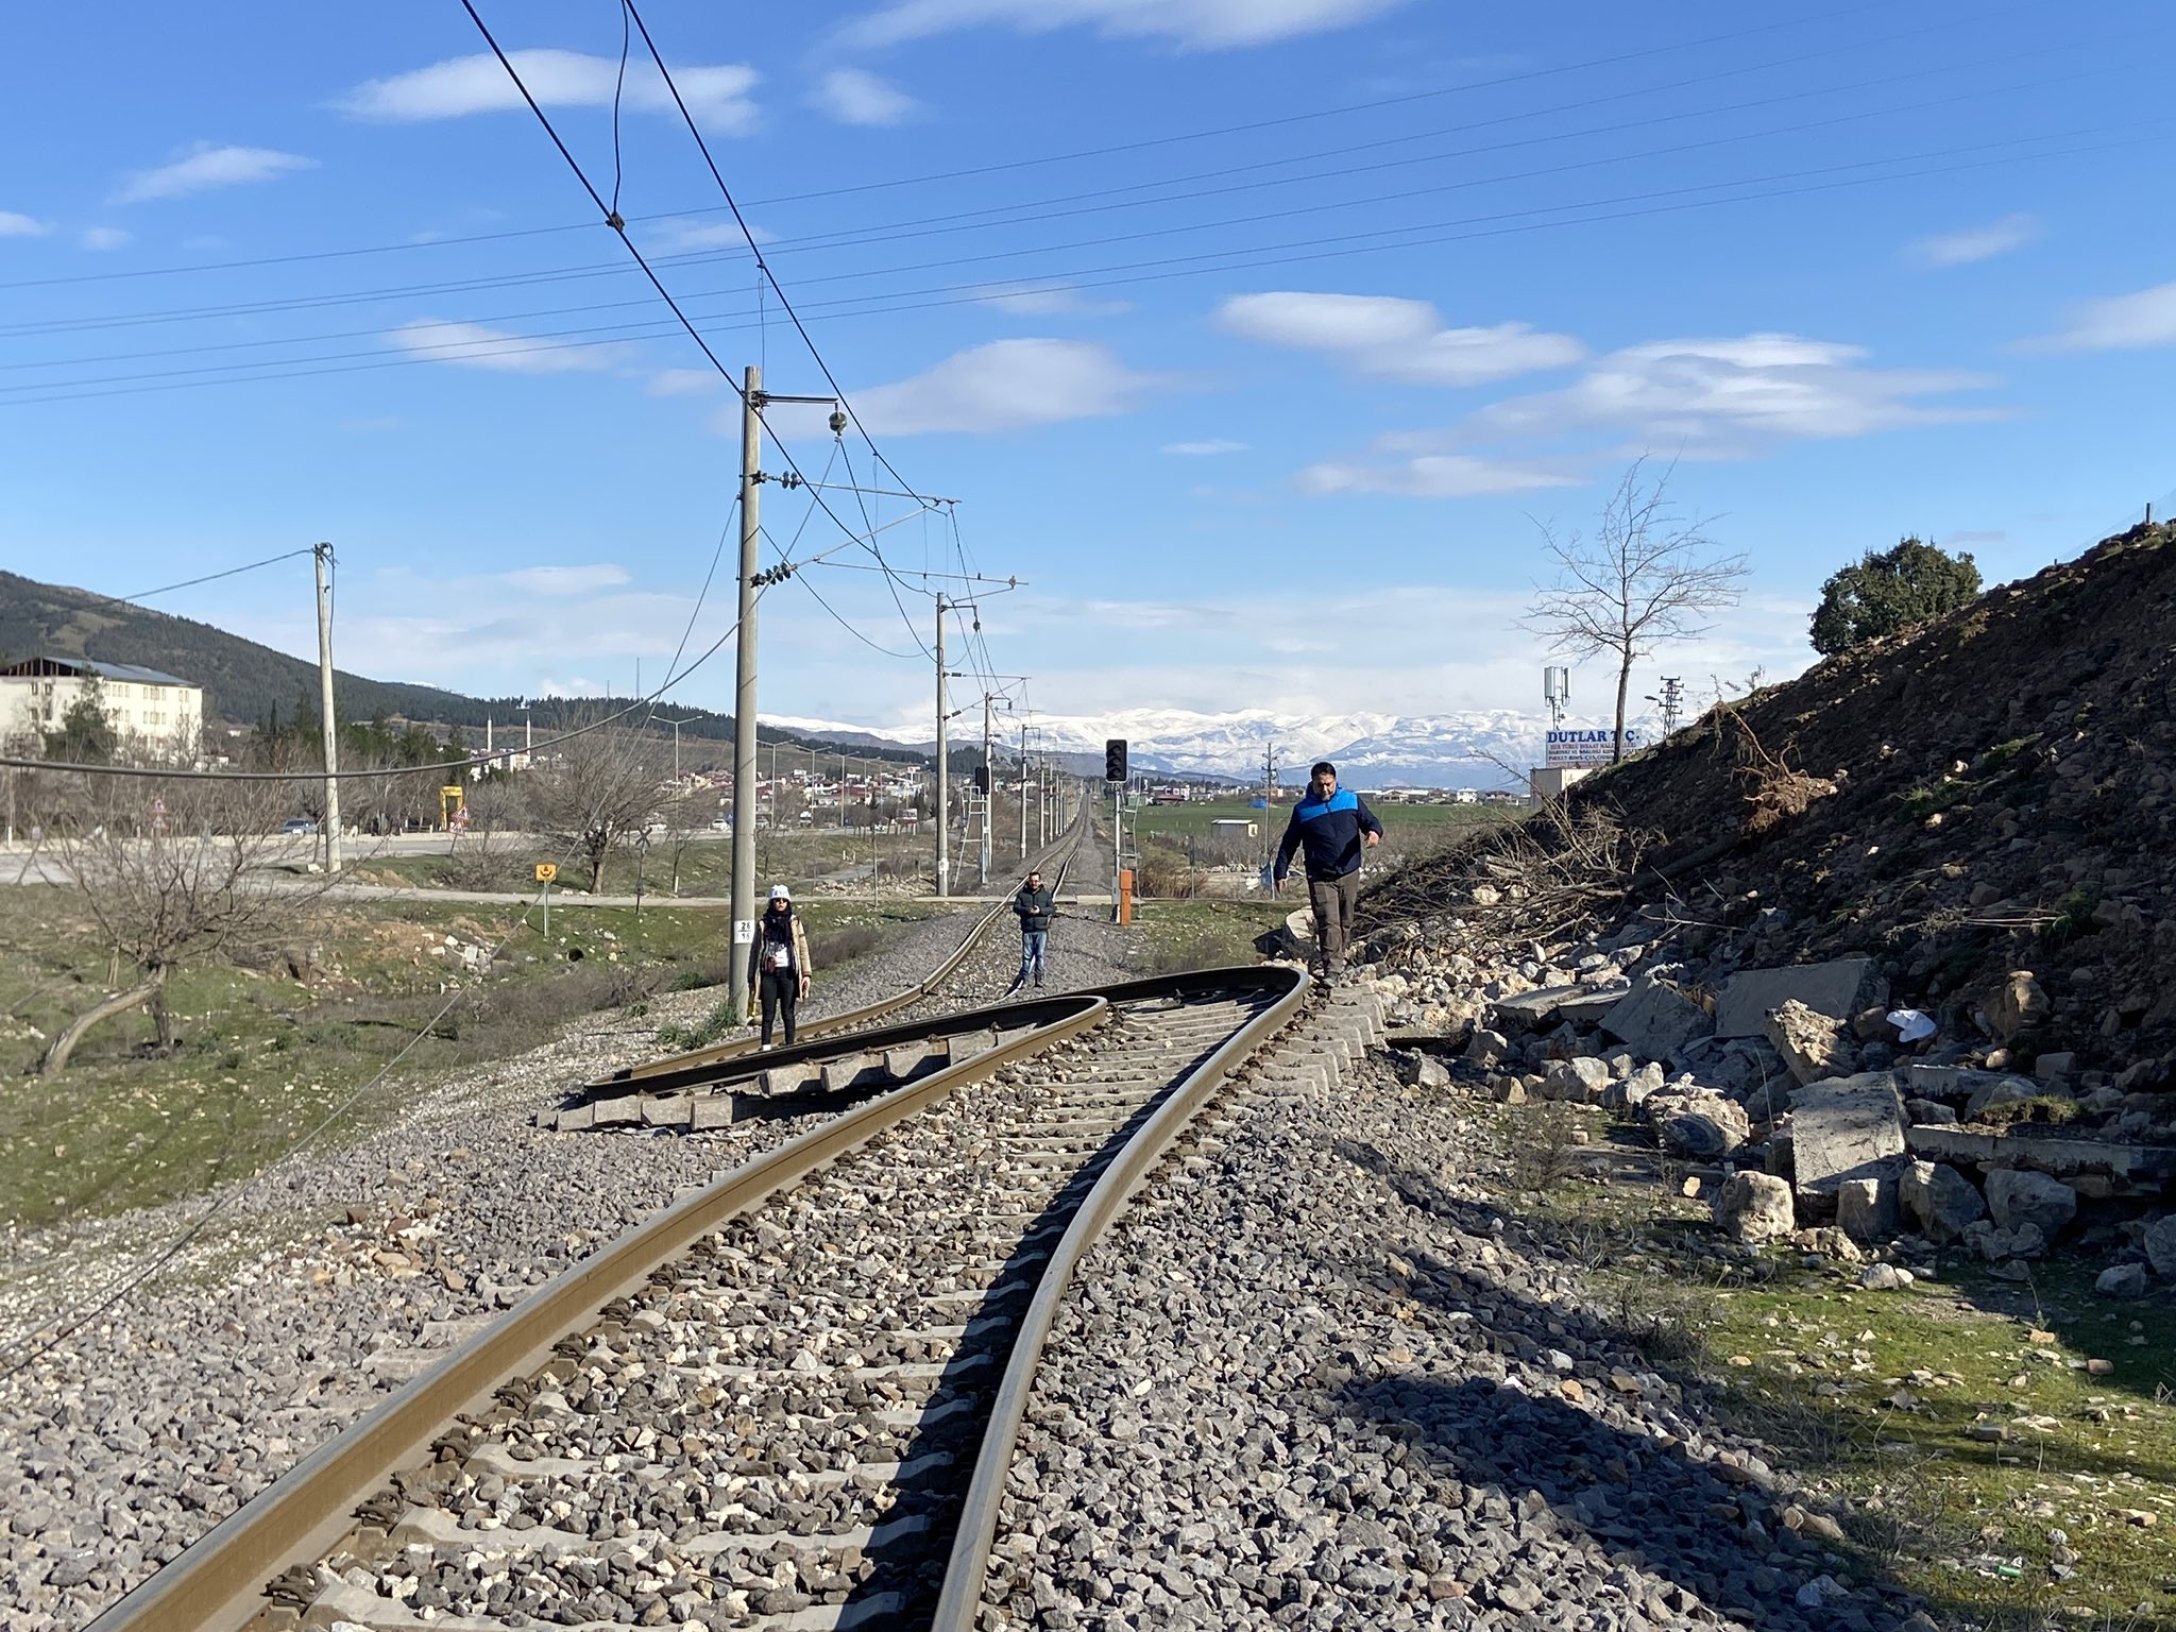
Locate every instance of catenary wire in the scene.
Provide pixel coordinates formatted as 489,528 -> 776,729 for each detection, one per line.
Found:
0,121 -> 2146,414
0,0 -> 1900,294
0,37 -> 2057,357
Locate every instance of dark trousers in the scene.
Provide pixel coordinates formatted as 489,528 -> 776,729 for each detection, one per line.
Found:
1307,870 -> 1363,971
757,970 -> 799,1045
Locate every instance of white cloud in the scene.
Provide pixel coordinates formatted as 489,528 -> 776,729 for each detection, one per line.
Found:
810,67 -> 920,127
973,282 -> 1132,317
384,319 -> 627,374
1163,439 -> 1249,456
644,217 -> 771,255
501,564 -> 630,597
2031,279 -> 2176,353
1298,452 -> 1583,498
113,143 -> 316,204
1470,333 -> 1999,453
1906,213 -> 2041,269
80,227 -> 132,251
0,211 -> 50,238
338,51 -> 759,132
648,368 -> 723,397
841,338 -> 1159,436
841,0 -> 1411,50
1218,292 -> 1584,386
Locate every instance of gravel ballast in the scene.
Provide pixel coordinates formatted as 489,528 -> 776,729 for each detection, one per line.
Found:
979,995 -> 1929,1632
0,898 -> 1138,1632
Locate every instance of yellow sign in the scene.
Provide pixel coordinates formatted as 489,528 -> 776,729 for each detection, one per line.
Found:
534,863 -> 558,883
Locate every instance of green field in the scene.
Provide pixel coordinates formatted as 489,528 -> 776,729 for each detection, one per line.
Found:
352,825 -> 945,898
0,884 -> 942,1234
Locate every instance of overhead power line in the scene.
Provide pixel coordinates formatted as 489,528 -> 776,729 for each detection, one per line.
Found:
0,0 -> 1901,296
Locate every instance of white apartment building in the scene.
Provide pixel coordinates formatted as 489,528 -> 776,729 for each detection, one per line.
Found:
0,655 -> 204,759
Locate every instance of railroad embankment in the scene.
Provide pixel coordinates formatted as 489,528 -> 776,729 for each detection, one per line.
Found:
1345,520 -> 2176,1624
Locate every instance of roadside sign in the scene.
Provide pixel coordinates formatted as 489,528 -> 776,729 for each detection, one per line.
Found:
733,918 -> 755,945
534,862 -> 557,883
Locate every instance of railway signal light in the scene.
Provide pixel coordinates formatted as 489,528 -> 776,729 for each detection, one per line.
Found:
1103,739 -> 1128,783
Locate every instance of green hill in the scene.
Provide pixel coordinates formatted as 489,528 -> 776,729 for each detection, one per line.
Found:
0,569 -> 923,763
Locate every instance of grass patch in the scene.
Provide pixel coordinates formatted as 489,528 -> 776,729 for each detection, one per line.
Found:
1128,899 -> 1289,975
0,886 -> 941,1234
1487,1102 -> 2176,1630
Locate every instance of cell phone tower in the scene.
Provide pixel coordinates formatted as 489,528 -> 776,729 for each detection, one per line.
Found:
1543,666 -> 1570,730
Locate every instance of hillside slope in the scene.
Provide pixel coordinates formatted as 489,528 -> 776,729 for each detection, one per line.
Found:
0,570 -> 481,728
1370,519 -> 2176,1079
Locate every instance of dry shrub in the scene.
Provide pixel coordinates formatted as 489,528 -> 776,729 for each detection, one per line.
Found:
1731,714 -> 1837,837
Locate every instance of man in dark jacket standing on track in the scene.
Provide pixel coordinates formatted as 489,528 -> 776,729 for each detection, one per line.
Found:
1007,869 -> 1056,993
1272,761 -> 1384,982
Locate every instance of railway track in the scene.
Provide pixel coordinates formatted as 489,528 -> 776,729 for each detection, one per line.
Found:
88,968 -> 1387,1632
618,805 -> 1099,1088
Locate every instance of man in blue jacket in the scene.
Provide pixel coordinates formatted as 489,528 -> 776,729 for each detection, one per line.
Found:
1272,761 -> 1384,982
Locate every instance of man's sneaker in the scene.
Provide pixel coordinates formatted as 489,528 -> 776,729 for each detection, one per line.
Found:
1034,978 -> 1044,988
759,1043 -> 774,1052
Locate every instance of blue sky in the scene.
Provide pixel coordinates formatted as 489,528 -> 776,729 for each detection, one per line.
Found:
4,0 -> 2174,736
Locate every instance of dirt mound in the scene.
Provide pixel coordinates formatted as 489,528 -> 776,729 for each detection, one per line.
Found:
1369,520 -> 2176,1084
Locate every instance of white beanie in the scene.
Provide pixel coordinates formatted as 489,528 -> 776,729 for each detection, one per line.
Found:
769,884 -> 792,902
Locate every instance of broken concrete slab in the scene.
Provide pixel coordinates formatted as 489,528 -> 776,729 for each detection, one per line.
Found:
1787,1070 -> 1906,1202
1765,998 -> 1857,1087
1552,986 -> 1633,1026
1715,957 -> 1878,1039
1902,1127 -> 2176,1189
1599,979 -> 1711,1059
1489,984 -> 1590,1032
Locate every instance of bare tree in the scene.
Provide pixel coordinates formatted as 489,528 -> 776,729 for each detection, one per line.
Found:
42,771 -> 322,1073
1525,458 -> 1748,763
524,717 -> 669,892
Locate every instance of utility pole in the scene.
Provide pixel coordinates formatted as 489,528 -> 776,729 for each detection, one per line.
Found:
672,718 -> 681,781
312,541 -> 343,874
1261,741 -> 1277,872
1018,717 -> 1029,860
729,365 -> 763,1024
934,595 -> 949,898
979,694 -> 995,886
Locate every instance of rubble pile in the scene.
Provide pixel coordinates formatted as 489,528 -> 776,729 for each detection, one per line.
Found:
1360,521 -> 2176,1291
1370,917 -> 2176,1291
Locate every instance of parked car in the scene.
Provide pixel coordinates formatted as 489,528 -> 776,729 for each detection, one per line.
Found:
709,816 -> 733,831
280,817 -> 319,836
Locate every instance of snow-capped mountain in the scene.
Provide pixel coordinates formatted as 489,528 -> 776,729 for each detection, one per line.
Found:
764,706 -> 1625,788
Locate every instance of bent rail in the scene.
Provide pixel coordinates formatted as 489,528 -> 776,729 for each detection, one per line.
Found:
932,962 -> 1310,1629
82,992 -> 1108,1632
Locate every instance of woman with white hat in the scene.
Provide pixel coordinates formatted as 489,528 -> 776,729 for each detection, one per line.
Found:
749,884 -> 813,1050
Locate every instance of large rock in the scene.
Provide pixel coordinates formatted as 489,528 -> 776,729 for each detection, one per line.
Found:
2096,1263 -> 2150,1300
1715,957 -> 1878,1039
1789,1071 -> 1906,1203
2145,1216 -> 2176,1280
1464,1027 -> 1510,1068
1540,1056 -> 1611,1102
1985,971 -> 2050,1041
1653,1090 -> 1751,1157
1836,1173 -> 1900,1242
1765,998 -> 1857,1086
1600,978 -> 1711,1058
1985,1169 -> 2079,1240
1899,1160 -> 1986,1242
1715,1172 -> 1795,1242
1388,1049 -> 1451,1090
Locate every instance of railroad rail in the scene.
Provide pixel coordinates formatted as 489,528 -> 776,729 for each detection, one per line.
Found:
87,966 -> 1387,1632
617,802 -> 1097,1086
